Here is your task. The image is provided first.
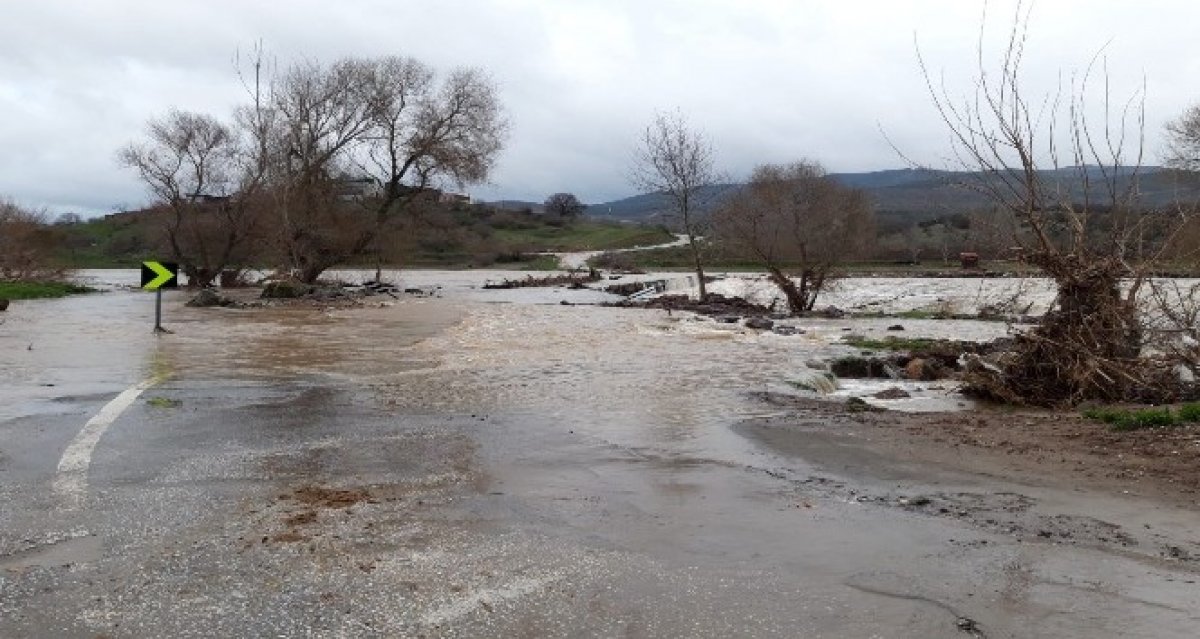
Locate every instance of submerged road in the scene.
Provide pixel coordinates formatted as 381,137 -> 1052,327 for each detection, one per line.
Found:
1,285 -> 1199,637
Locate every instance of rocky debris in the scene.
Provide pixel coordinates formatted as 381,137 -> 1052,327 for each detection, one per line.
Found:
830,351 -> 961,382
905,358 -> 949,381
484,270 -> 601,289
873,387 -> 913,399
261,280 -> 313,299
816,305 -> 846,318
0,298 -> 8,312
887,324 -> 905,331
310,287 -> 350,301
744,317 -> 775,330
254,279 -> 422,306
773,325 -> 803,336
185,289 -> 237,308
956,617 -> 981,634
362,280 -> 400,297
845,396 -> 884,412
609,293 -> 773,318
604,280 -> 658,296
831,356 -> 896,379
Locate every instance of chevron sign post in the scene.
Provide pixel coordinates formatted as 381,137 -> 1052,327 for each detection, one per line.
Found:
140,261 -> 179,333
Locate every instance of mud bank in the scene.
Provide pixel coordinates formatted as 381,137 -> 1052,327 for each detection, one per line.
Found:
745,394 -> 1200,499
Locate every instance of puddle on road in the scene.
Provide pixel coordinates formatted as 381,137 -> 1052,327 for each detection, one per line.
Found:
0,532 -> 101,571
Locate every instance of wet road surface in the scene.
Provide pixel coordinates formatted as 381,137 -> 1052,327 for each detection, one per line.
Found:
2,283 -> 1199,637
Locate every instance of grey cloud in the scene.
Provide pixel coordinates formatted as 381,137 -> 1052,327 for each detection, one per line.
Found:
1,0 -> 1197,215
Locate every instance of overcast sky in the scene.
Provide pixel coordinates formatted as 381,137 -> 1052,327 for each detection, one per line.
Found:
3,0 -> 1199,217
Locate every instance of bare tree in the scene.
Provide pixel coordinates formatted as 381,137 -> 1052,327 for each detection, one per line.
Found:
543,192 -> 585,222
1165,104 -> 1200,172
0,199 -> 65,281
915,3 -> 1195,405
244,56 -> 506,283
354,61 -> 505,279
632,110 -> 716,299
715,161 -> 874,314
120,110 -> 264,286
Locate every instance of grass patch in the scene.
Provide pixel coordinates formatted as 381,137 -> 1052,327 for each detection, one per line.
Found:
0,281 -> 96,300
786,373 -> 837,393
842,335 -> 942,351
517,254 -> 563,271
1081,403 -> 1200,431
145,396 -> 182,409
895,309 -> 946,320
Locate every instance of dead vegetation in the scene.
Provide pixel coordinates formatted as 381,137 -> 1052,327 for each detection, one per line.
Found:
482,269 -> 601,289
914,3 -> 1200,407
0,200 -> 69,282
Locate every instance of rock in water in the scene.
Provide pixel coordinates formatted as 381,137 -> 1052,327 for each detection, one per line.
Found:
186,289 -> 235,307
831,356 -> 892,379
873,387 -> 912,399
905,358 -> 946,381
744,317 -> 775,330
0,298 -> 9,311
261,281 -> 312,299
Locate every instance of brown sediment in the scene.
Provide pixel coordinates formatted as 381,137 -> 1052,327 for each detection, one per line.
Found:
754,393 -> 1200,499
288,485 -> 372,509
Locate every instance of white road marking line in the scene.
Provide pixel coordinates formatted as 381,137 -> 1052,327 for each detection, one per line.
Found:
421,573 -> 564,626
54,378 -> 159,507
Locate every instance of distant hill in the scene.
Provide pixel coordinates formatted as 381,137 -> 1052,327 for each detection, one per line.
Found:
568,167 -> 1200,223
584,184 -> 742,222
487,200 -> 544,214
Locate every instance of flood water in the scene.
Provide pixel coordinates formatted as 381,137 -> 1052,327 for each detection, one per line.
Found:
5,269 -> 1199,637
2,267 -> 1018,440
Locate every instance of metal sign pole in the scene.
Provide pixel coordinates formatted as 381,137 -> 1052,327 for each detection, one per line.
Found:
154,288 -> 164,333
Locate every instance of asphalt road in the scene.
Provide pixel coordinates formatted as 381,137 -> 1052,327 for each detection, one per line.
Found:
2,290 -> 1199,638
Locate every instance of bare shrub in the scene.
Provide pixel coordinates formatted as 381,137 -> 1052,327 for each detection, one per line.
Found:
0,199 -> 67,281
914,4 -> 1198,406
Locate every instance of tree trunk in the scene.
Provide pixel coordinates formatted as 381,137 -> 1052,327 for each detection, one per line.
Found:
767,267 -> 806,316
687,232 -> 707,300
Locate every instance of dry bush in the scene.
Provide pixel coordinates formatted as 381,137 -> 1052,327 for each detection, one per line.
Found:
915,4 -> 1199,406
0,199 -> 67,281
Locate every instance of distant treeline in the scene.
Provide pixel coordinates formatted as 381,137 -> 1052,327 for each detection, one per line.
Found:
39,201 -> 673,271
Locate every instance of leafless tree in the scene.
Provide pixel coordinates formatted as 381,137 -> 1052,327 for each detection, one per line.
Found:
120,110 -> 265,286
126,52 -> 506,285
1165,104 -> 1200,172
0,199 -> 65,281
715,161 -> 874,314
246,56 -> 506,283
632,109 -> 717,299
355,60 -> 505,279
914,2 -> 1196,405
543,192 -> 585,222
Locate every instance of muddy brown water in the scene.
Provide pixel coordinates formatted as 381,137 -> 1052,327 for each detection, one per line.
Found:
4,270 -> 1199,637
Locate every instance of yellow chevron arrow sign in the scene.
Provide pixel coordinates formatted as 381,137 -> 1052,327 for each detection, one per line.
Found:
140,261 -> 179,290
